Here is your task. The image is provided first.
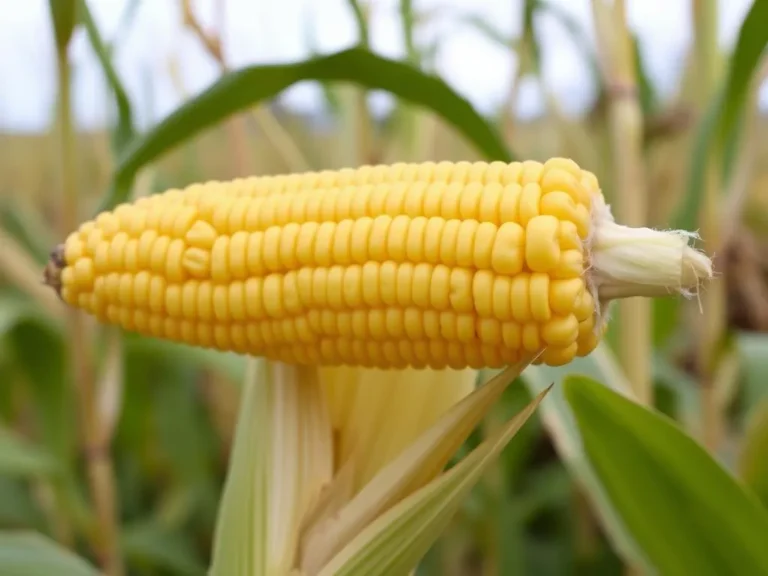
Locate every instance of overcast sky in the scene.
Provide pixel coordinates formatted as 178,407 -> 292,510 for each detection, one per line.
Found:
0,0 -> 760,132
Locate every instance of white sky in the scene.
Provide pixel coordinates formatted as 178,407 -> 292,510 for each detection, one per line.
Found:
0,0 -> 760,132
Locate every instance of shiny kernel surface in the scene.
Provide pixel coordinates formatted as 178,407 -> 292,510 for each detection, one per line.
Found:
56,159 -> 605,369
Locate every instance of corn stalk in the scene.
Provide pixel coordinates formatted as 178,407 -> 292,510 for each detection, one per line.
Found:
692,0 -> 725,453
54,31 -> 123,576
591,0 -> 651,405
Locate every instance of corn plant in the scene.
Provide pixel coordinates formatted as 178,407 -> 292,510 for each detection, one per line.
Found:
0,1 -> 767,575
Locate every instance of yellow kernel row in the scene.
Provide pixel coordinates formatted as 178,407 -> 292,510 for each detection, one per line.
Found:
184,216 -> 579,280
87,295 -> 586,350
196,180 -> 591,236
237,184 -> 580,236
80,167 -> 595,243
91,303 -> 590,369
144,158 -> 598,206
91,205 -> 199,242
67,265 -> 590,323
267,339 -> 527,370
66,217 -> 584,292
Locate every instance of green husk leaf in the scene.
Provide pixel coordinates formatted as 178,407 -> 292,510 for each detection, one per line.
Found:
317,385 -> 550,576
564,374 -> 768,574
0,531 -> 99,576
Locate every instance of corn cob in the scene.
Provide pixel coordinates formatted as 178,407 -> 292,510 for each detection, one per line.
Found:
43,158 -> 712,370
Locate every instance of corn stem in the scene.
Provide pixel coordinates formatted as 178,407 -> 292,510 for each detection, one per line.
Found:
591,0 -> 652,405
56,46 -> 123,576
692,0 -> 726,453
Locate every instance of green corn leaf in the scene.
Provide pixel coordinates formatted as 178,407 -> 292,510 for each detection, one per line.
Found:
122,521 -> 207,576
78,0 -> 136,154
564,374 -> 768,575
0,531 -> 99,576
460,15 -> 512,50
0,295 -> 32,339
316,385 -> 550,576
123,334 -> 247,384
522,344 -> 650,570
738,399 -> 768,508
674,0 -> 768,231
0,428 -> 57,479
300,6 -> 341,116
47,0 -> 77,49
400,0 -> 417,64
7,317 -> 77,469
103,47 -> 511,212
711,0 -> 768,152
631,33 -> 658,116
735,331 -> 768,414
651,351 -> 700,431
0,200 -> 54,265
107,0 -> 143,54
346,0 -> 370,48
0,478 -> 47,531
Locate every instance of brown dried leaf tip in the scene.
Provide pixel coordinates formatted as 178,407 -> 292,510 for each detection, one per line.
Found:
43,244 -> 66,298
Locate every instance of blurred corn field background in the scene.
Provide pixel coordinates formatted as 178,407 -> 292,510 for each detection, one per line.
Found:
2,0 -> 768,574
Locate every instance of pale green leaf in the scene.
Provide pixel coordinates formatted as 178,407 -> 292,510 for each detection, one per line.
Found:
674,0 -> 768,231
209,359 -> 333,576
317,385 -> 550,576
735,331 -> 768,414
0,429 -> 56,479
564,374 -> 768,575
0,531 -> 99,576
208,358 -> 270,576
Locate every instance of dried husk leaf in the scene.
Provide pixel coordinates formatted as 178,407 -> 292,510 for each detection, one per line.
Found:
317,384 -> 551,576
301,357 -> 534,573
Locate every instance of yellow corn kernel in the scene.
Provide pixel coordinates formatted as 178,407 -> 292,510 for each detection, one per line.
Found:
47,160 -> 606,370
525,215 -> 562,273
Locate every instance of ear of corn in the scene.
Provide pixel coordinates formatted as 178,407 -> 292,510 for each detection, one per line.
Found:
44,158 -> 711,370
